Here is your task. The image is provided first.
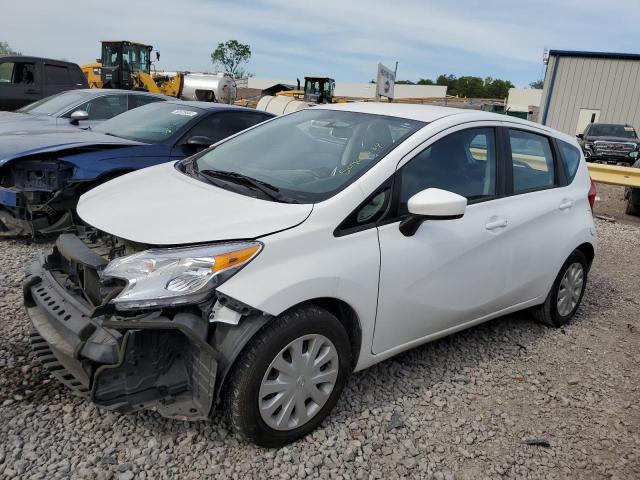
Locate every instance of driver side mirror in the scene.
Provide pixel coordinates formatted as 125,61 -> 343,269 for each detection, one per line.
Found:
576,133 -> 584,139
69,110 -> 89,125
399,188 -> 467,237
186,135 -> 214,149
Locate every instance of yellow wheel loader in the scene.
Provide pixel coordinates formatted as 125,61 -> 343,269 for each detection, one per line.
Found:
82,41 -> 184,98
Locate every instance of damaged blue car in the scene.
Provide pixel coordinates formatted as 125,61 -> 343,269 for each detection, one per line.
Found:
0,100 -> 274,236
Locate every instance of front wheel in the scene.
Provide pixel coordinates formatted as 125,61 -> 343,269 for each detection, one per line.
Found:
224,305 -> 351,447
531,250 -> 589,327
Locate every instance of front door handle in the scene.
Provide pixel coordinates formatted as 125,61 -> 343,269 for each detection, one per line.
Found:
558,199 -> 574,210
485,217 -> 509,230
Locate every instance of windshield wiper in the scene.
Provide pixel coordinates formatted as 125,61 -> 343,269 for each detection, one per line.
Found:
199,169 -> 291,203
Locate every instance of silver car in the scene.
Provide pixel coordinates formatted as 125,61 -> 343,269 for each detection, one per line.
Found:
0,89 -> 168,131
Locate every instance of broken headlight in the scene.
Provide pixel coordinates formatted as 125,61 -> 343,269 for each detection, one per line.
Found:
102,242 -> 262,310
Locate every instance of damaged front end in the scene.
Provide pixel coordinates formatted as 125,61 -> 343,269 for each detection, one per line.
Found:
0,158 -> 77,238
24,229 -> 267,420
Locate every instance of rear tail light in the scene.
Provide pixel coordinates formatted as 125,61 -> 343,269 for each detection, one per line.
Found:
588,178 -> 597,210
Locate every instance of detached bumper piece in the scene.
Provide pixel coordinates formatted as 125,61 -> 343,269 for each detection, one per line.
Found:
23,234 -> 219,420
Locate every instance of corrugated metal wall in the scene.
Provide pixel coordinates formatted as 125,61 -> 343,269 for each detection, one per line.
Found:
539,54 -> 640,135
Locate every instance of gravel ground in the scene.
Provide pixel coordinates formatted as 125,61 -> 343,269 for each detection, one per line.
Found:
1,219 -> 639,480
593,183 -> 640,227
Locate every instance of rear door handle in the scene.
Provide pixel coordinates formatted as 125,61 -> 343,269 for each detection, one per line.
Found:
559,199 -> 574,210
485,217 -> 509,230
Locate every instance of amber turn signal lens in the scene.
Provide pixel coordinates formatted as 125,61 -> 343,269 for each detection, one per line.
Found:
212,244 -> 261,273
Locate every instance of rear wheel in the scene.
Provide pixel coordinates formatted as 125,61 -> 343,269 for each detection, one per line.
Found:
224,305 -> 351,447
531,250 -> 588,327
625,188 -> 640,216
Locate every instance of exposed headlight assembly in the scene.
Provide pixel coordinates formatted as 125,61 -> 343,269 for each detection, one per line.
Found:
102,242 -> 262,310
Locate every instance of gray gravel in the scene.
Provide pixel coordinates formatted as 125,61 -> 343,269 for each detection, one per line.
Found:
1,220 -> 639,479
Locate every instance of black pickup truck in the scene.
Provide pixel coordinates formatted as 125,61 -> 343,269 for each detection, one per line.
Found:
577,123 -> 640,166
0,56 -> 88,111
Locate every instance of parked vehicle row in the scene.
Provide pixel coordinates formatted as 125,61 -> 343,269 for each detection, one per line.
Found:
19,102 -> 597,446
0,100 -> 273,236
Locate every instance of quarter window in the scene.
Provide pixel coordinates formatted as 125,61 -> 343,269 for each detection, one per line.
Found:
557,140 -> 581,183
509,129 -> 555,192
398,128 -> 497,214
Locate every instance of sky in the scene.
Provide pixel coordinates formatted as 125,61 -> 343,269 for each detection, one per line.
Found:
3,0 -> 640,87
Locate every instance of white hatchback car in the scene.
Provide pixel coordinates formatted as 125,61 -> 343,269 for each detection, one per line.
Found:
24,103 -> 597,447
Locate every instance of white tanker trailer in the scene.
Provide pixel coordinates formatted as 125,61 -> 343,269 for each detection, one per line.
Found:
153,71 -> 237,104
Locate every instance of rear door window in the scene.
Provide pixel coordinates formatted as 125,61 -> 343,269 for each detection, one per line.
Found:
508,129 -> 555,193
44,64 -> 71,85
128,94 -> 165,109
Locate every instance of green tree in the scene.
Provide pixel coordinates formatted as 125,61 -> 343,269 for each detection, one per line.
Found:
484,77 -> 514,98
456,76 -> 485,97
211,40 -> 251,78
0,41 -> 20,56
396,80 -> 414,85
416,78 -> 435,85
529,79 -> 544,89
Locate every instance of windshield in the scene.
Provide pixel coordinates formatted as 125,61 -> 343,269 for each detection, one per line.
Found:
590,124 -> 638,139
17,90 -> 91,115
95,102 -> 203,143
191,109 -> 424,203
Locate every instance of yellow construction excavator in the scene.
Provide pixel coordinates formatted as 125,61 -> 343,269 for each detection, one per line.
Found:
82,41 -> 184,97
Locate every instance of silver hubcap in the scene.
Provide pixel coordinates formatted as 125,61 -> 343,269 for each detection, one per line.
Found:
557,262 -> 584,316
258,334 -> 339,431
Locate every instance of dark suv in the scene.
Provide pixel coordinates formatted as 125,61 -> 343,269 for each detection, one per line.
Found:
0,56 -> 88,111
577,123 -> 640,166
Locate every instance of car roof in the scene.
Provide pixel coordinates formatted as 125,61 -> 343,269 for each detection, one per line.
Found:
67,88 -> 168,98
315,102 -> 572,142
0,55 -> 80,67
161,100 -> 267,113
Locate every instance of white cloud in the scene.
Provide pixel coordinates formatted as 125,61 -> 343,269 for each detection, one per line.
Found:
2,0 -> 638,85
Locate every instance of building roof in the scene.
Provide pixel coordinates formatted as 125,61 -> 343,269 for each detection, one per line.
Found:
548,50 -> 640,61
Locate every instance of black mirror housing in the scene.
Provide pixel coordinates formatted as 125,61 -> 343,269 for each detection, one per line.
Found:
187,136 -> 214,149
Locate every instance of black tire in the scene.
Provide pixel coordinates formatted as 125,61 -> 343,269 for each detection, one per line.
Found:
625,188 -> 640,216
531,250 -> 588,328
224,305 -> 351,447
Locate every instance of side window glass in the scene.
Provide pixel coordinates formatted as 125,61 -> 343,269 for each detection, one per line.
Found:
183,112 -> 265,144
1,62 -> 35,84
128,94 -> 163,109
0,62 -> 15,83
74,95 -> 128,120
398,127 -> 497,215
509,129 -> 555,192
557,140 -> 581,183
44,64 -> 71,85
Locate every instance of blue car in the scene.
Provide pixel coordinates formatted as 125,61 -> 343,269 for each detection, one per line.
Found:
0,100 -> 274,236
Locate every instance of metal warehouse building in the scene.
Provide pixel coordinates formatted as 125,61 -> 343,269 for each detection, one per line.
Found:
539,50 -> 640,135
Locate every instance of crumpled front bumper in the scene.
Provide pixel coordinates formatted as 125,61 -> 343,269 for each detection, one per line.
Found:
23,249 -> 219,420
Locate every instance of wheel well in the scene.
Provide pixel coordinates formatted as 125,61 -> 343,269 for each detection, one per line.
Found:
576,242 -> 595,269
302,298 -> 362,369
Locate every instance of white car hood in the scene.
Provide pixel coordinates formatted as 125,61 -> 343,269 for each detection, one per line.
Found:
77,162 -> 313,245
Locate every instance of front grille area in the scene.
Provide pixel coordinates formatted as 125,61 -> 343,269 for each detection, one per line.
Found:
593,141 -> 637,156
29,328 -> 90,398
